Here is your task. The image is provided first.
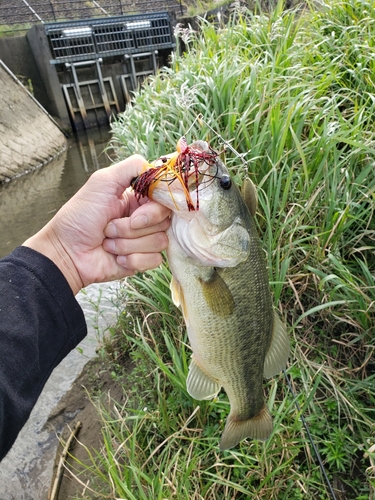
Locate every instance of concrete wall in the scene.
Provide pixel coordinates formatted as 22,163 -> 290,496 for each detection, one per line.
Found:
26,25 -> 71,126
0,35 -> 49,110
0,63 -> 67,183
0,31 -> 71,128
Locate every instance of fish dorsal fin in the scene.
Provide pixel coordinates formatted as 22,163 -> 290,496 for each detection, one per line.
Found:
199,270 -> 235,317
241,177 -> 258,217
263,312 -> 290,379
187,357 -> 221,400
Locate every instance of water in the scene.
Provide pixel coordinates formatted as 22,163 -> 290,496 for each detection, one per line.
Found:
0,127 -> 119,499
0,126 -> 114,258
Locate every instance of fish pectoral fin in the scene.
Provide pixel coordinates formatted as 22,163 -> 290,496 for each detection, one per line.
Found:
187,357 -> 221,401
263,312 -> 290,379
220,404 -> 273,450
170,275 -> 181,307
170,275 -> 190,326
199,271 -> 235,317
241,177 -> 258,217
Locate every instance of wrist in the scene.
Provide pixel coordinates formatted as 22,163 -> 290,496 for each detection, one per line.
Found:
23,224 -> 83,295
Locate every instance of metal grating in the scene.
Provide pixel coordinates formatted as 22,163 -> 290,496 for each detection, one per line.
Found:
45,13 -> 174,64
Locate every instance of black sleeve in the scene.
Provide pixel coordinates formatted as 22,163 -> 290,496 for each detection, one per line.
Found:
0,246 -> 87,461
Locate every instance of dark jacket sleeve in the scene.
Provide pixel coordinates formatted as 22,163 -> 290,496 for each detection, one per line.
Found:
0,246 -> 87,461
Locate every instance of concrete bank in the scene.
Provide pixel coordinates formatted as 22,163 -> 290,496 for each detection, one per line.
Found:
0,61 -> 67,184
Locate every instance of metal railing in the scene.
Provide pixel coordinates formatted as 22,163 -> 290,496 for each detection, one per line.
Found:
0,0 -> 185,34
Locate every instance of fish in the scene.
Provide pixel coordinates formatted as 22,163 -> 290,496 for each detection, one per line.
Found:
131,138 -> 289,450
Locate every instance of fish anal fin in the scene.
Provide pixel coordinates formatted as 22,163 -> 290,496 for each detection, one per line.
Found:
241,177 -> 258,217
199,271 -> 234,317
187,357 -> 221,401
220,404 -> 273,450
263,312 -> 290,379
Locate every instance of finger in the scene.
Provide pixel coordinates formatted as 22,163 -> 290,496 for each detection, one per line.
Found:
104,215 -> 170,239
103,231 -> 168,255
116,252 -> 164,273
130,200 -> 172,229
93,155 -> 149,197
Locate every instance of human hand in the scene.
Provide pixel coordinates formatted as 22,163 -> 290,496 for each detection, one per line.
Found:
23,155 -> 171,294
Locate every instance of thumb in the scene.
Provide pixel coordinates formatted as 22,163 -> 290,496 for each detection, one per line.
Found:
100,155 -> 149,196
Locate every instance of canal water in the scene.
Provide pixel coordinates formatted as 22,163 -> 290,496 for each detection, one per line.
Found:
0,126 -> 114,259
0,127 -> 121,499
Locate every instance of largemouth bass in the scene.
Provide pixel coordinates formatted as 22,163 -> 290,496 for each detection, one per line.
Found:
132,138 -> 289,450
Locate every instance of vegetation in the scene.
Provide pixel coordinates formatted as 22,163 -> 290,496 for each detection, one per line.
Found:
0,23 -> 33,37
68,1 -> 375,498
182,0 -> 231,17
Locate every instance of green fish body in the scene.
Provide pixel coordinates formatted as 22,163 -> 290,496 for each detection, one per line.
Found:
144,140 -> 289,450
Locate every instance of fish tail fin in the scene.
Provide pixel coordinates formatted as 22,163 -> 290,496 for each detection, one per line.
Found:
219,405 -> 273,451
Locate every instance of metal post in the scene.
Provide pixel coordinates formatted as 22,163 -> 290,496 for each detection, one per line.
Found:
128,54 -> 137,90
65,62 -> 89,129
49,0 -> 56,21
92,1 -> 109,16
151,50 -> 158,74
119,0 -> 124,15
95,59 -> 112,120
21,0 -> 44,23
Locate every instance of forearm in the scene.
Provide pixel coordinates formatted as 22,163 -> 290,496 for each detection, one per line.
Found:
0,247 -> 87,461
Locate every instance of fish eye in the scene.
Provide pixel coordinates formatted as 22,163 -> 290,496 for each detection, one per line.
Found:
220,174 -> 232,190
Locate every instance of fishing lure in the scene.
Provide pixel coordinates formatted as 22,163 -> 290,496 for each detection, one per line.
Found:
131,136 -> 218,211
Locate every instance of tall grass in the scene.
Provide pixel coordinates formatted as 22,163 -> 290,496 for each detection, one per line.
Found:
68,1 -> 375,498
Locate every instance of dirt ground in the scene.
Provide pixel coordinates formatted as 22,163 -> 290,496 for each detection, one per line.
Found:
46,356 -> 133,500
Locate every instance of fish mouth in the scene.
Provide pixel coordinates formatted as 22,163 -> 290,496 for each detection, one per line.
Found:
131,138 -> 219,211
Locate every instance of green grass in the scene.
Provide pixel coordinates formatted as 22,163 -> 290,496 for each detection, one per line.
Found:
0,23 -> 33,37
67,1 -> 375,498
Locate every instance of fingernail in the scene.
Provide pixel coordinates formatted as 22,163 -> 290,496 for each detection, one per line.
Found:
105,222 -> 117,238
131,214 -> 149,229
104,239 -> 115,252
117,255 -> 127,267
